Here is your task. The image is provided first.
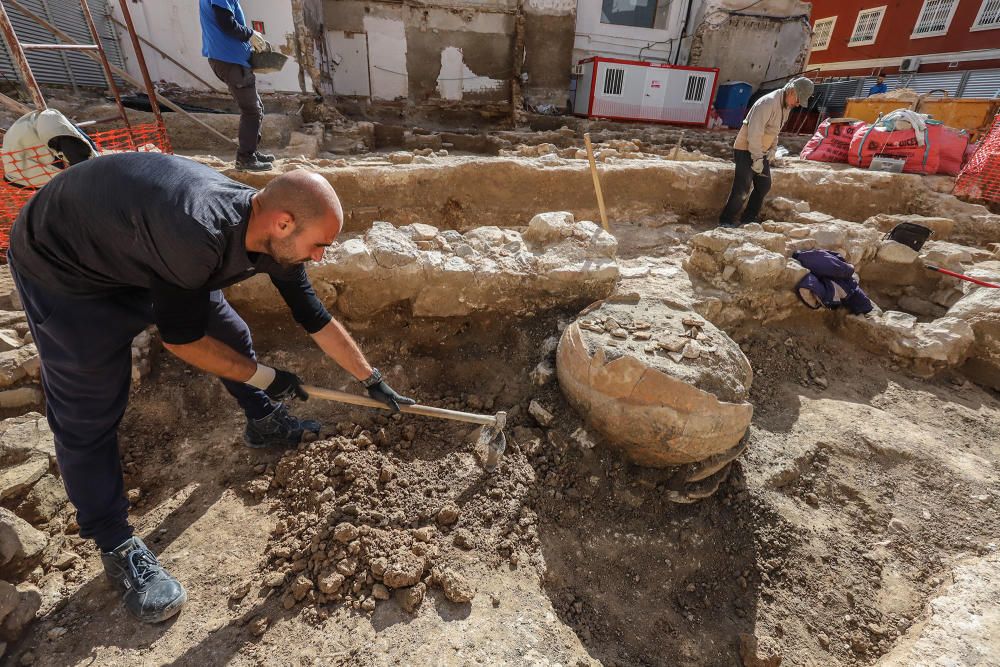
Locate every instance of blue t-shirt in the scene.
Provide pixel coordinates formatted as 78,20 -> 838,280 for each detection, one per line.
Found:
200,0 -> 251,66
868,83 -> 888,96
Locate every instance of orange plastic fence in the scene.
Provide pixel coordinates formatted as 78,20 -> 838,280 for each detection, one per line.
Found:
954,114 -> 1000,204
0,121 -> 171,255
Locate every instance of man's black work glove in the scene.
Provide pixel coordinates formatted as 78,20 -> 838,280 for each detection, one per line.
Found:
245,365 -> 309,402
362,368 -> 415,413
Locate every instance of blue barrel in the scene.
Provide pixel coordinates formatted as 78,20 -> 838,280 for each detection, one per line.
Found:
715,81 -> 753,129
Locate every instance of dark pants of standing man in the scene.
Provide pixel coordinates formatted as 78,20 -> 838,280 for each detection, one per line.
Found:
9,256 -> 273,552
719,149 -> 772,226
209,58 -> 263,161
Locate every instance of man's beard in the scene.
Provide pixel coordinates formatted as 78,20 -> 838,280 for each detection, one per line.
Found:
265,235 -> 309,268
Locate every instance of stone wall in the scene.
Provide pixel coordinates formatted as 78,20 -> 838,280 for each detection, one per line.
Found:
225,212 -> 619,320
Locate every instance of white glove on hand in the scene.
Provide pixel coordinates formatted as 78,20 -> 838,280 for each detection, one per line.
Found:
250,30 -> 268,52
752,158 -> 765,175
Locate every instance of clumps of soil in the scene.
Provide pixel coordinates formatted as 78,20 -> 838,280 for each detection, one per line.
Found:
249,404 -> 542,618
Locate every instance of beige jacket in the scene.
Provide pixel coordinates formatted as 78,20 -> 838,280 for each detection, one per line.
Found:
734,88 -> 790,160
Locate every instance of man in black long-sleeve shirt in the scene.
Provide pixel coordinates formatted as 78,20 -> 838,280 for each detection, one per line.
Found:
8,153 -> 413,623
199,0 -> 271,171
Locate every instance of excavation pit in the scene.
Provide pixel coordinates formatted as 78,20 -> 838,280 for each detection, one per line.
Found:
2,150 -> 998,666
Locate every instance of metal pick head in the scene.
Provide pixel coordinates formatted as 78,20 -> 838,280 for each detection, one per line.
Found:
480,411 -> 507,473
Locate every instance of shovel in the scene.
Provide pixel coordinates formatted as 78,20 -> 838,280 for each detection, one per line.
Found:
302,384 -> 508,471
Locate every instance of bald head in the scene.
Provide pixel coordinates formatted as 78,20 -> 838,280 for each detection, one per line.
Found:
257,169 -> 343,233
248,169 -> 344,267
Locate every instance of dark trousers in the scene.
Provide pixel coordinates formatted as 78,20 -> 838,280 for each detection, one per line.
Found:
719,149 -> 771,225
9,259 -> 272,552
208,58 -> 263,160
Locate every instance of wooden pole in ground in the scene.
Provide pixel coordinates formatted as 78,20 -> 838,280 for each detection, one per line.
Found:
584,132 -> 609,231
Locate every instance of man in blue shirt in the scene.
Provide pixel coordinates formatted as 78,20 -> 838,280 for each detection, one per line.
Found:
200,0 -> 272,171
868,75 -> 888,97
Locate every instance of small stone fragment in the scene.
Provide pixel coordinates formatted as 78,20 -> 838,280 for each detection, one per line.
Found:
334,522 -> 359,543
318,572 -> 345,595
264,572 -> 285,588
436,504 -> 460,526
399,582 -> 426,613
528,400 -> 555,427
229,581 -> 251,600
383,551 -> 424,588
438,568 -> 475,603
413,526 -> 435,542
290,575 -> 313,601
249,616 -> 269,636
452,528 -> 475,550
372,583 -> 390,600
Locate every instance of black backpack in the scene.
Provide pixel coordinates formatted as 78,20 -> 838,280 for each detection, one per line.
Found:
885,222 -> 931,251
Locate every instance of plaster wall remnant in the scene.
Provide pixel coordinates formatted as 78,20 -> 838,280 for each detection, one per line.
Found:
437,47 -> 505,101
323,0 -> 569,108
363,15 -> 410,101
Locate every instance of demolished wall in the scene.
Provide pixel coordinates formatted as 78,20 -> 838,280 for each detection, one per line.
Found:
681,210 -> 1000,380
688,0 -> 811,89
323,0 -> 572,109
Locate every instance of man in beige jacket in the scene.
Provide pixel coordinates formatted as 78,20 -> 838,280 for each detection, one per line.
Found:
719,77 -> 814,227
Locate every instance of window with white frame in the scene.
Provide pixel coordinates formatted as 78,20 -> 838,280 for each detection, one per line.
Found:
811,16 -> 837,50
683,74 -> 708,103
973,0 -> 1000,30
849,6 -> 886,45
913,0 -> 959,37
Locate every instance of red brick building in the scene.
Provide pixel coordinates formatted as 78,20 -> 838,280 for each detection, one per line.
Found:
806,0 -> 1000,77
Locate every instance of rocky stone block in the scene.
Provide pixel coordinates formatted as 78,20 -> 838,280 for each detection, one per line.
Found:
557,298 -> 752,467
0,508 -> 47,577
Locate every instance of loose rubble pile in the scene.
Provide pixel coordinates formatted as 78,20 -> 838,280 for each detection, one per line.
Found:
0,414 -> 73,659
227,212 -> 619,320
243,409 -> 540,619
557,297 -> 752,471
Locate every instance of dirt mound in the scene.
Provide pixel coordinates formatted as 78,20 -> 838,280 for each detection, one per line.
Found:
253,401 -> 540,619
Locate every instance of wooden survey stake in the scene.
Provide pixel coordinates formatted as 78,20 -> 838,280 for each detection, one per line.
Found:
583,133 -> 609,231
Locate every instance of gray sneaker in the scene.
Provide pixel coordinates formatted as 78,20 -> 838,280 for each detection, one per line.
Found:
244,403 -> 321,448
101,537 -> 187,623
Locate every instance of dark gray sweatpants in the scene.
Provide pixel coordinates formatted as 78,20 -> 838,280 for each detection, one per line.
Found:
719,149 -> 772,226
9,257 -> 273,552
209,58 -> 263,161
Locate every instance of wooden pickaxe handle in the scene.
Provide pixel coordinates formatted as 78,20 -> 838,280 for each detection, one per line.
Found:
301,384 -> 499,427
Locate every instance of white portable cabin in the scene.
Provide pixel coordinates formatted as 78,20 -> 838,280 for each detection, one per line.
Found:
574,57 -> 719,127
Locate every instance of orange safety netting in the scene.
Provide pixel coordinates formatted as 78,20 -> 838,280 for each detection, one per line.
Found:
954,114 -> 1000,204
0,121 -> 172,256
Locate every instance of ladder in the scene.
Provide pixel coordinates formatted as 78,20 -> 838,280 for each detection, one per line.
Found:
0,0 -> 163,130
